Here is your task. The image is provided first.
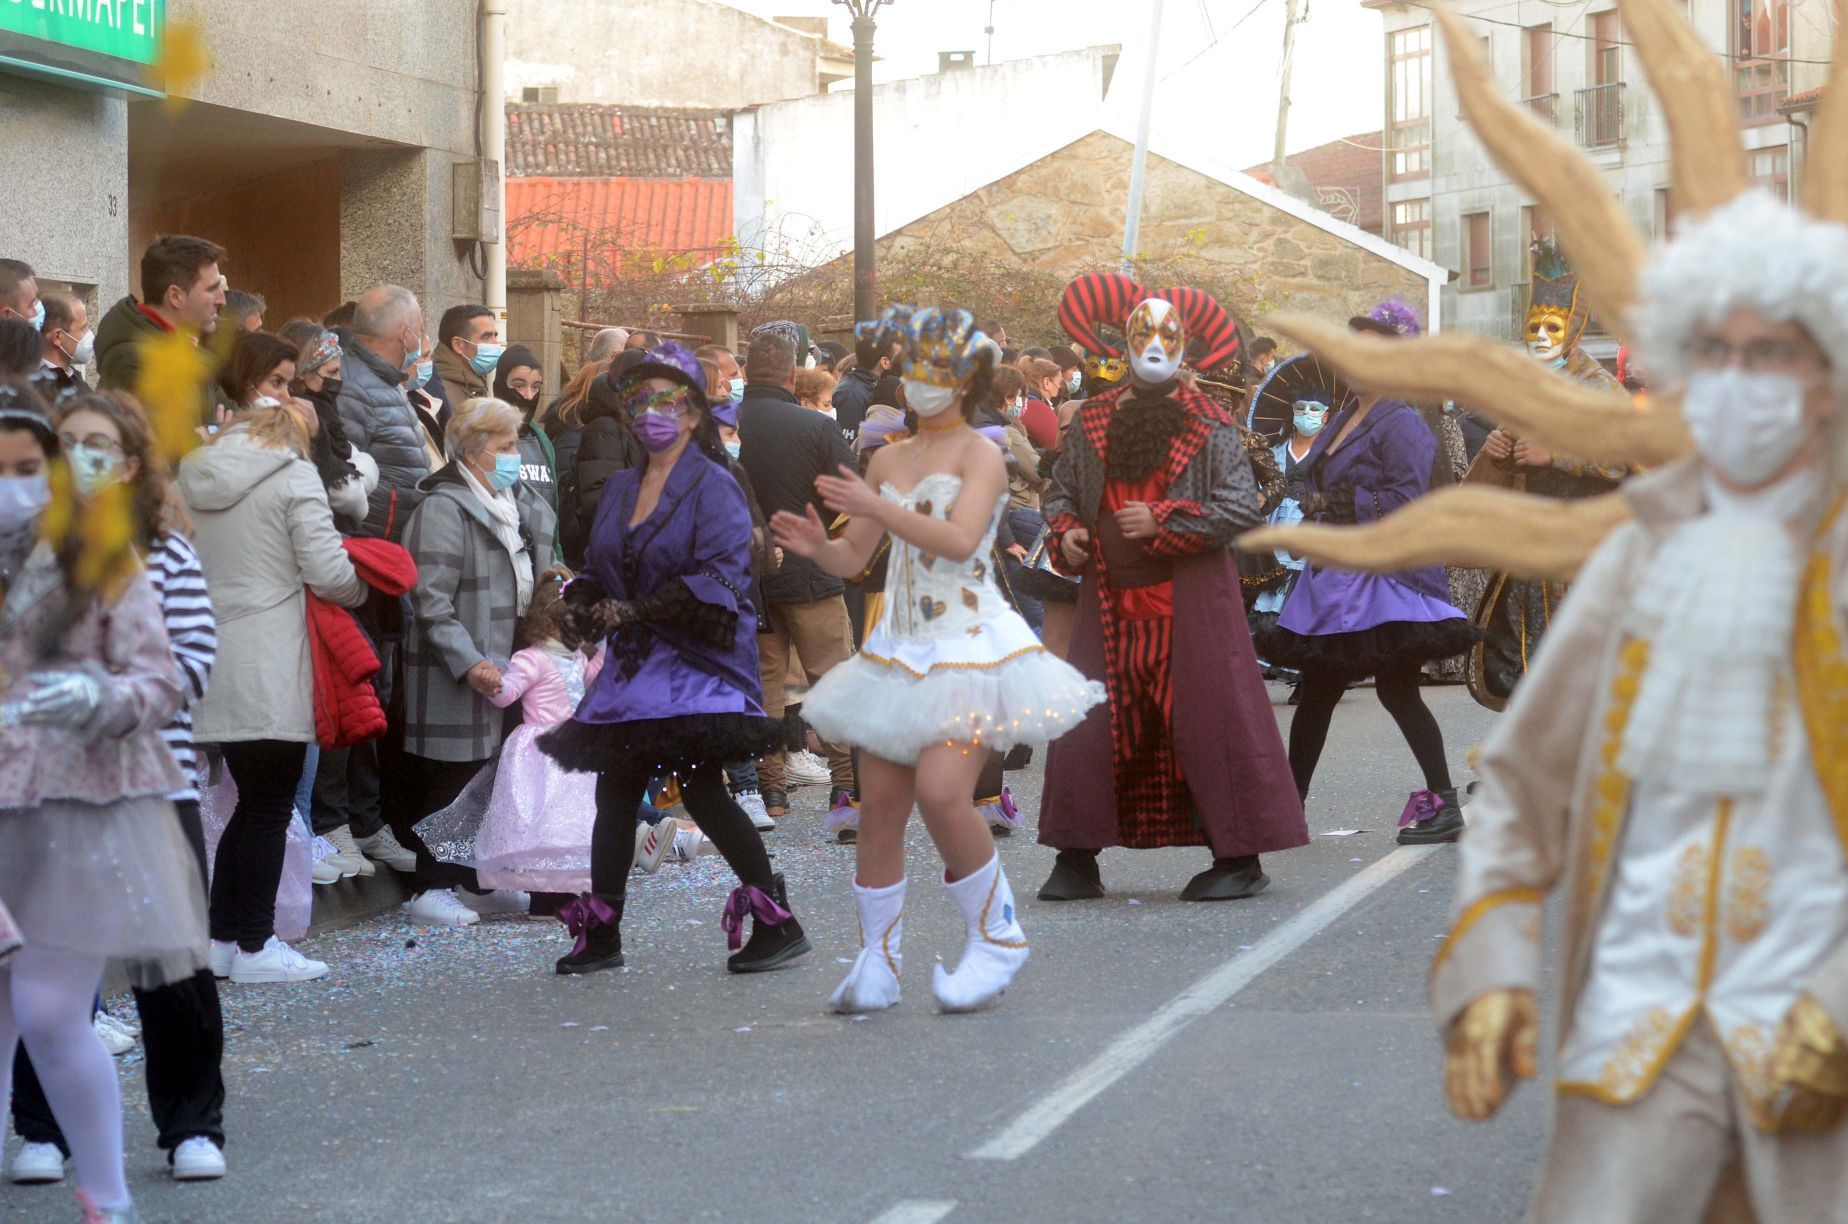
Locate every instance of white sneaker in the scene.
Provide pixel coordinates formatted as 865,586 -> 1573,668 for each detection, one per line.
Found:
311,858 -> 344,885
457,888 -> 530,917
322,824 -> 376,877
736,790 -> 775,831
403,888 -> 480,928
634,816 -> 679,875
355,827 -> 418,873
310,834 -> 358,879
229,936 -> 329,984
785,750 -> 831,789
670,826 -> 714,862
209,940 -> 236,979
170,1136 -> 226,1181
8,1140 -> 65,1184
93,1012 -> 137,1055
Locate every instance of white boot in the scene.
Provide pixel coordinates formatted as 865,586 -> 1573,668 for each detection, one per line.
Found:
829,877 -> 905,1014
932,853 -> 1029,1013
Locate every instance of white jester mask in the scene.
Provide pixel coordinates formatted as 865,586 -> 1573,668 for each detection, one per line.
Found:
1124,297 -> 1185,386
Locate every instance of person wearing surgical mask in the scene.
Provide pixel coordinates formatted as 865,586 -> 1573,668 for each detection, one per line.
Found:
1249,400 -> 1330,672
37,291 -> 92,394
392,395 -> 558,930
0,383 -> 220,1220
433,304 -> 503,409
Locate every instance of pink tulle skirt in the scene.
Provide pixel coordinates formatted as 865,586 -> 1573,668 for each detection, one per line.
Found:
416,725 -> 598,893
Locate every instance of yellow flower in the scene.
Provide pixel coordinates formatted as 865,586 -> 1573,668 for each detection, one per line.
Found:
134,329 -> 216,465
148,18 -> 213,112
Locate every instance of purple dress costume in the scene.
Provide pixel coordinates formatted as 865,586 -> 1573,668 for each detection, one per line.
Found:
1258,399 -> 1472,678
539,441 -> 779,772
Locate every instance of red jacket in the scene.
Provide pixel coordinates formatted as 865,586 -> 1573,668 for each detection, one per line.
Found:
306,538 -> 417,748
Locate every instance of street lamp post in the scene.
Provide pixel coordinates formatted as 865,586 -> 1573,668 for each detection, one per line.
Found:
834,0 -> 891,325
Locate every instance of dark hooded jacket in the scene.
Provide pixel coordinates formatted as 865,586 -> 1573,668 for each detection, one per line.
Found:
492,345 -> 560,525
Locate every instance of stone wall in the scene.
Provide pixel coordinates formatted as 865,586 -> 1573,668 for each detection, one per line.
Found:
873,131 -> 1430,337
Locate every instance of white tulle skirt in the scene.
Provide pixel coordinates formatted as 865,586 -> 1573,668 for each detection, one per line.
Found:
0,797 -> 209,990
804,610 -> 1104,766
416,724 -> 598,893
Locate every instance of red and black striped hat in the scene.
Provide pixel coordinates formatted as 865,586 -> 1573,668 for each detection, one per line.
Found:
1058,273 -> 1243,373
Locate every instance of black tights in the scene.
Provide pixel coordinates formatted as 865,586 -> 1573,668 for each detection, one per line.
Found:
588,758 -> 773,897
1288,663 -> 1452,800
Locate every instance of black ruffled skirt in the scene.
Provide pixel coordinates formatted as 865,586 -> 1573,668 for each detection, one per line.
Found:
1255,618 -> 1477,682
538,713 -> 782,775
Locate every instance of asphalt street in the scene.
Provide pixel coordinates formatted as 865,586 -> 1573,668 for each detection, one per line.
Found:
23,684 -> 1557,1224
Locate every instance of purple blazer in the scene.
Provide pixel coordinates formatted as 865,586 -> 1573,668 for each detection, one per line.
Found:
573,443 -> 765,726
1277,399 -> 1461,635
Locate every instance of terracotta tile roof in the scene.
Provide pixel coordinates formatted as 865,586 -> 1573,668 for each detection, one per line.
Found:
507,178 -> 735,270
1780,85 -> 1825,113
1244,132 -> 1385,236
506,103 -> 732,178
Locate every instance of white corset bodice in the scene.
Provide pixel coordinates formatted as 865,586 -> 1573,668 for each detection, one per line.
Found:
876,473 -> 1010,643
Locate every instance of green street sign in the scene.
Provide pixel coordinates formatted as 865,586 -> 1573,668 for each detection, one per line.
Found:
0,0 -> 166,97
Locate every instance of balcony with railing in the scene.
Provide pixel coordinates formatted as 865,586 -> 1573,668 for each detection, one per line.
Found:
1575,82 -> 1624,149
1522,93 -> 1559,125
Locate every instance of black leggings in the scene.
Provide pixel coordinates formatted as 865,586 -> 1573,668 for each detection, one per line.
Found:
209,740 -> 308,951
589,758 -> 773,897
1288,663 -> 1452,799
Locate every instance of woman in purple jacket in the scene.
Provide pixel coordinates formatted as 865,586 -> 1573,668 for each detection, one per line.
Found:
538,342 -> 810,977
1257,304 -> 1470,845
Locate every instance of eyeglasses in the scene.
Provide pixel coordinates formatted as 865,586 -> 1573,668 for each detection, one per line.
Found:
57,432 -> 125,455
1684,334 -> 1826,374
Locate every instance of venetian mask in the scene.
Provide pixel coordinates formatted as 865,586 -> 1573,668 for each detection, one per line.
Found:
1125,298 -> 1185,385
1084,353 -> 1129,385
1525,306 -> 1572,363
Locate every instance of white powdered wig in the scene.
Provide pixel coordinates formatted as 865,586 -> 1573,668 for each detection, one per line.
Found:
1637,191 -> 1848,393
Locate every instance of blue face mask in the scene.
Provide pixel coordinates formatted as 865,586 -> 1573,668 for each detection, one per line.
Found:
25,300 -> 44,332
729,383 -> 744,406
486,451 -> 522,490
467,340 -> 505,377
407,358 -> 434,391
401,334 -> 425,373
1293,410 -> 1326,437
724,440 -> 742,459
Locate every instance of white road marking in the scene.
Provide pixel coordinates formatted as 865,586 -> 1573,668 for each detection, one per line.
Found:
869,1200 -> 957,1224
968,846 -> 1439,1160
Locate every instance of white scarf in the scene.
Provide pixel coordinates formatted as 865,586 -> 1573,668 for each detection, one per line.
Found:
459,462 -> 534,615
1617,465 -> 1823,797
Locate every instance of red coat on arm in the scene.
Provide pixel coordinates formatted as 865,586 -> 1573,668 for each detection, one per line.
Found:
306,538 -> 418,748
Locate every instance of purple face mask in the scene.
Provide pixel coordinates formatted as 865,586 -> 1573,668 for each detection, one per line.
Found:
634,410 -> 684,454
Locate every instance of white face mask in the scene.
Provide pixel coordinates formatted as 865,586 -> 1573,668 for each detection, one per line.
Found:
0,471 -> 50,533
1681,368 -> 1813,487
58,328 -> 95,367
903,378 -> 956,417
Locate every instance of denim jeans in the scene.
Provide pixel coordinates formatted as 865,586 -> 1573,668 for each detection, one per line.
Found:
1004,505 -> 1046,635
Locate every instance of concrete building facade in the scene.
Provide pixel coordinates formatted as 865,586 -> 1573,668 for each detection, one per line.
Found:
1366,0 -> 1831,351
504,0 -> 853,110
3,0 -> 492,333
734,45 -> 1123,264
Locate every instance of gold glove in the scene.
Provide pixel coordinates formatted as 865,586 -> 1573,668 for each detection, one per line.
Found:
1444,989 -> 1540,1122
1768,995 -> 1848,1134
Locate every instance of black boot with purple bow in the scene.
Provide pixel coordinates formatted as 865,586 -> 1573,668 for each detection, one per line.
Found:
555,894 -> 625,975
724,872 -> 812,974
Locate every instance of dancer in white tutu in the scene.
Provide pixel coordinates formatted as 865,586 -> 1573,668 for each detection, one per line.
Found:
772,306 -> 1104,1014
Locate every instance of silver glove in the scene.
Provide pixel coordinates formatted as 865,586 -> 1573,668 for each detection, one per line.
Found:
17,671 -> 104,730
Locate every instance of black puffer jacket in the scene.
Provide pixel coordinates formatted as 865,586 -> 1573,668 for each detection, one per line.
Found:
563,372 -> 646,565
336,339 -> 430,541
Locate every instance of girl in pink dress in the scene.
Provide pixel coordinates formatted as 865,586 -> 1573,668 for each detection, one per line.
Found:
417,570 -> 612,893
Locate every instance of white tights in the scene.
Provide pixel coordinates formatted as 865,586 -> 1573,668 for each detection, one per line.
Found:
0,948 -> 128,1212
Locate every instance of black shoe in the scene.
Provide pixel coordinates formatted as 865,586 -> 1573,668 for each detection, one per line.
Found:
762,788 -> 790,819
1287,684 -> 1303,706
1397,789 -> 1466,845
1180,855 -> 1270,901
1037,850 -> 1105,901
555,893 -> 624,975
1003,743 -> 1034,772
726,873 -> 813,974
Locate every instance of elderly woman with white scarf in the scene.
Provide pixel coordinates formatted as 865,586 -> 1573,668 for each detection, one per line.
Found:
393,396 -> 557,928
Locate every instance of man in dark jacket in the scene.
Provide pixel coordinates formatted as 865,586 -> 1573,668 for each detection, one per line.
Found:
335,285 -> 430,542
736,323 -> 858,820
830,329 -> 902,445
96,235 -> 229,424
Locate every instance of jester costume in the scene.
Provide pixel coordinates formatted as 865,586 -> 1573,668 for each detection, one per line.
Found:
1037,274 -> 1306,903
1465,238 -> 1631,710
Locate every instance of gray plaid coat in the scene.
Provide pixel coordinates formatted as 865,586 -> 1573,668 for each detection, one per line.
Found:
400,466 -> 557,763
